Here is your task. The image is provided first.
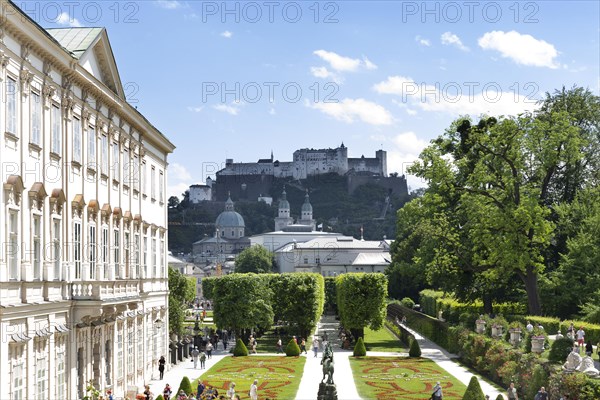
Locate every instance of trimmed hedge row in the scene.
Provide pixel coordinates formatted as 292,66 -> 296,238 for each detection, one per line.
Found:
509,316 -> 600,343
384,318 -> 414,348
419,290 -> 526,322
388,303 -> 450,349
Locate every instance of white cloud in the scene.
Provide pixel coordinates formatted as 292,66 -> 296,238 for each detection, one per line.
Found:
213,104 -> 241,116
369,132 -> 429,190
313,50 -> 377,72
307,98 -> 393,126
415,35 -> 431,47
478,30 -> 559,69
221,30 -> 233,38
167,163 -> 193,199
156,0 -> 181,9
56,12 -> 81,27
310,66 -> 342,83
441,32 -> 469,51
187,106 -> 203,113
363,57 -> 378,70
375,75 -> 539,116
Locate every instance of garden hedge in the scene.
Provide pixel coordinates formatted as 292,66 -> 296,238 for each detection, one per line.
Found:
353,337 -> 367,357
388,303 -> 450,348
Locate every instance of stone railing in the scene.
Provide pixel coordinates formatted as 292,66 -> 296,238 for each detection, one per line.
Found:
71,280 -> 141,300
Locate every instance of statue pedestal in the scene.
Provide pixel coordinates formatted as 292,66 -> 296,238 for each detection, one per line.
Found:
317,383 -> 338,400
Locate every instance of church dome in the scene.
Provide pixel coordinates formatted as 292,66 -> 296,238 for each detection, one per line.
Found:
301,192 -> 313,212
279,187 -> 290,210
216,195 -> 245,228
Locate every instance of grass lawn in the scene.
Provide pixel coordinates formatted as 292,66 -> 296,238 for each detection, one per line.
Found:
350,357 -> 467,400
191,355 -> 305,399
364,327 -> 408,353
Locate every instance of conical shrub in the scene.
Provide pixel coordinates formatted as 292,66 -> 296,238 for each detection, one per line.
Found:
353,337 -> 367,357
409,338 -> 421,357
495,395 -> 504,400
233,338 -> 249,356
462,376 -> 485,400
177,376 -> 193,396
156,396 -> 164,400
285,338 -> 301,356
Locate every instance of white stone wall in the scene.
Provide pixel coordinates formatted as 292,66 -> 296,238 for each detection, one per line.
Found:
0,4 -> 173,399
189,185 -> 212,203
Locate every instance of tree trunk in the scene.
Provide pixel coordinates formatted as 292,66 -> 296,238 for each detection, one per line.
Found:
482,294 -> 493,315
351,328 -> 364,340
521,267 -> 542,315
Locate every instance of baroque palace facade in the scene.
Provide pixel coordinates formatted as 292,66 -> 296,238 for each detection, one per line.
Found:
0,2 -> 175,399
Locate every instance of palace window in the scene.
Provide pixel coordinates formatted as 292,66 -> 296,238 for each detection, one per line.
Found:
55,337 -> 66,400
160,233 -> 165,277
137,319 -> 144,370
134,232 -> 140,278
73,117 -> 82,163
143,231 -> 148,278
74,220 -> 82,279
33,215 -> 41,280
52,105 -> 61,155
123,148 -> 129,187
113,228 -> 120,278
117,328 -> 123,377
133,155 -> 140,191
31,91 -> 42,145
159,170 -> 164,203
112,142 -> 120,181
34,339 -> 48,400
89,224 -> 96,279
52,218 -> 61,280
10,344 -> 25,400
8,210 -> 19,280
88,125 -> 96,169
151,166 -> 156,200
6,77 -> 17,135
142,161 -> 147,195
101,135 -> 108,175
152,237 -> 157,278
124,230 -> 130,278
102,226 -> 109,279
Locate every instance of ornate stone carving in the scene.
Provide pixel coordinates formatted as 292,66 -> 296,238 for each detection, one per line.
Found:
0,50 -> 10,69
20,68 -> 33,95
21,44 -> 31,62
42,83 -> 56,106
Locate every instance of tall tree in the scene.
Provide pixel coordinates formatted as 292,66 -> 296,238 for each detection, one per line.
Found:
336,273 -> 387,338
235,245 -> 274,273
168,267 -> 196,335
410,110 -> 582,315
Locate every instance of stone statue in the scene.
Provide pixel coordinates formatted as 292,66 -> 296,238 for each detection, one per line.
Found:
577,356 -> 600,377
563,347 -> 582,371
321,342 -> 335,385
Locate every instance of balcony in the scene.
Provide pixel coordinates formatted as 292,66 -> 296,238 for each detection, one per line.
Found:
71,280 -> 140,301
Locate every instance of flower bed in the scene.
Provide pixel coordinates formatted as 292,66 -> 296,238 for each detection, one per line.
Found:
192,356 -> 305,400
350,356 -> 467,400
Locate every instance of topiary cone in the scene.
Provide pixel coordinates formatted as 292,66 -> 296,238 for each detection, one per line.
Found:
461,376 -> 485,400
495,395 -> 504,400
353,336 -> 367,357
233,338 -> 249,357
285,338 -> 301,356
409,338 -> 421,357
177,376 -> 193,396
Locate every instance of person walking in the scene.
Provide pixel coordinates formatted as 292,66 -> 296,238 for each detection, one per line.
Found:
143,385 -> 152,400
158,355 -> 166,380
206,341 -> 213,359
191,346 -> 200,369
249,379 -> 258,400
300,338 -> 307,354
196,381 -> 205,398
276,337 -> 283,354
226,382 -> 236,400
432,381 -> 443,400
576,327 -> 586,353
200,350 -> 207,369
163,384 -> 172,400
534,386 -> 548,400
312,336 -> 320,358
507,381 -> 518,400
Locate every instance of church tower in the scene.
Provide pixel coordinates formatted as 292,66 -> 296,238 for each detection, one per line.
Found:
274,187 -> 294,231
298,190 -> 316,231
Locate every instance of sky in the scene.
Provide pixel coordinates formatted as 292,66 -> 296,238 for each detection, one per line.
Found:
21,0 -> 600,197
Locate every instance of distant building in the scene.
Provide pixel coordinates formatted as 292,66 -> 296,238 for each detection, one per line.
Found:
216,143 -> 387,180
280,237 -> 391,275
192,195 -> 250,263
168,253 -> 205,300
188,177 -> 213,203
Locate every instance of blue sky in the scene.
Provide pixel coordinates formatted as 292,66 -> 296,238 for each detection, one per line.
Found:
23,0 -> 600,197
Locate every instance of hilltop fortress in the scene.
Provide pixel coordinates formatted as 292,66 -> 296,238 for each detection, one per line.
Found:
189,143 -> 407,203
218,143 -> 387,179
